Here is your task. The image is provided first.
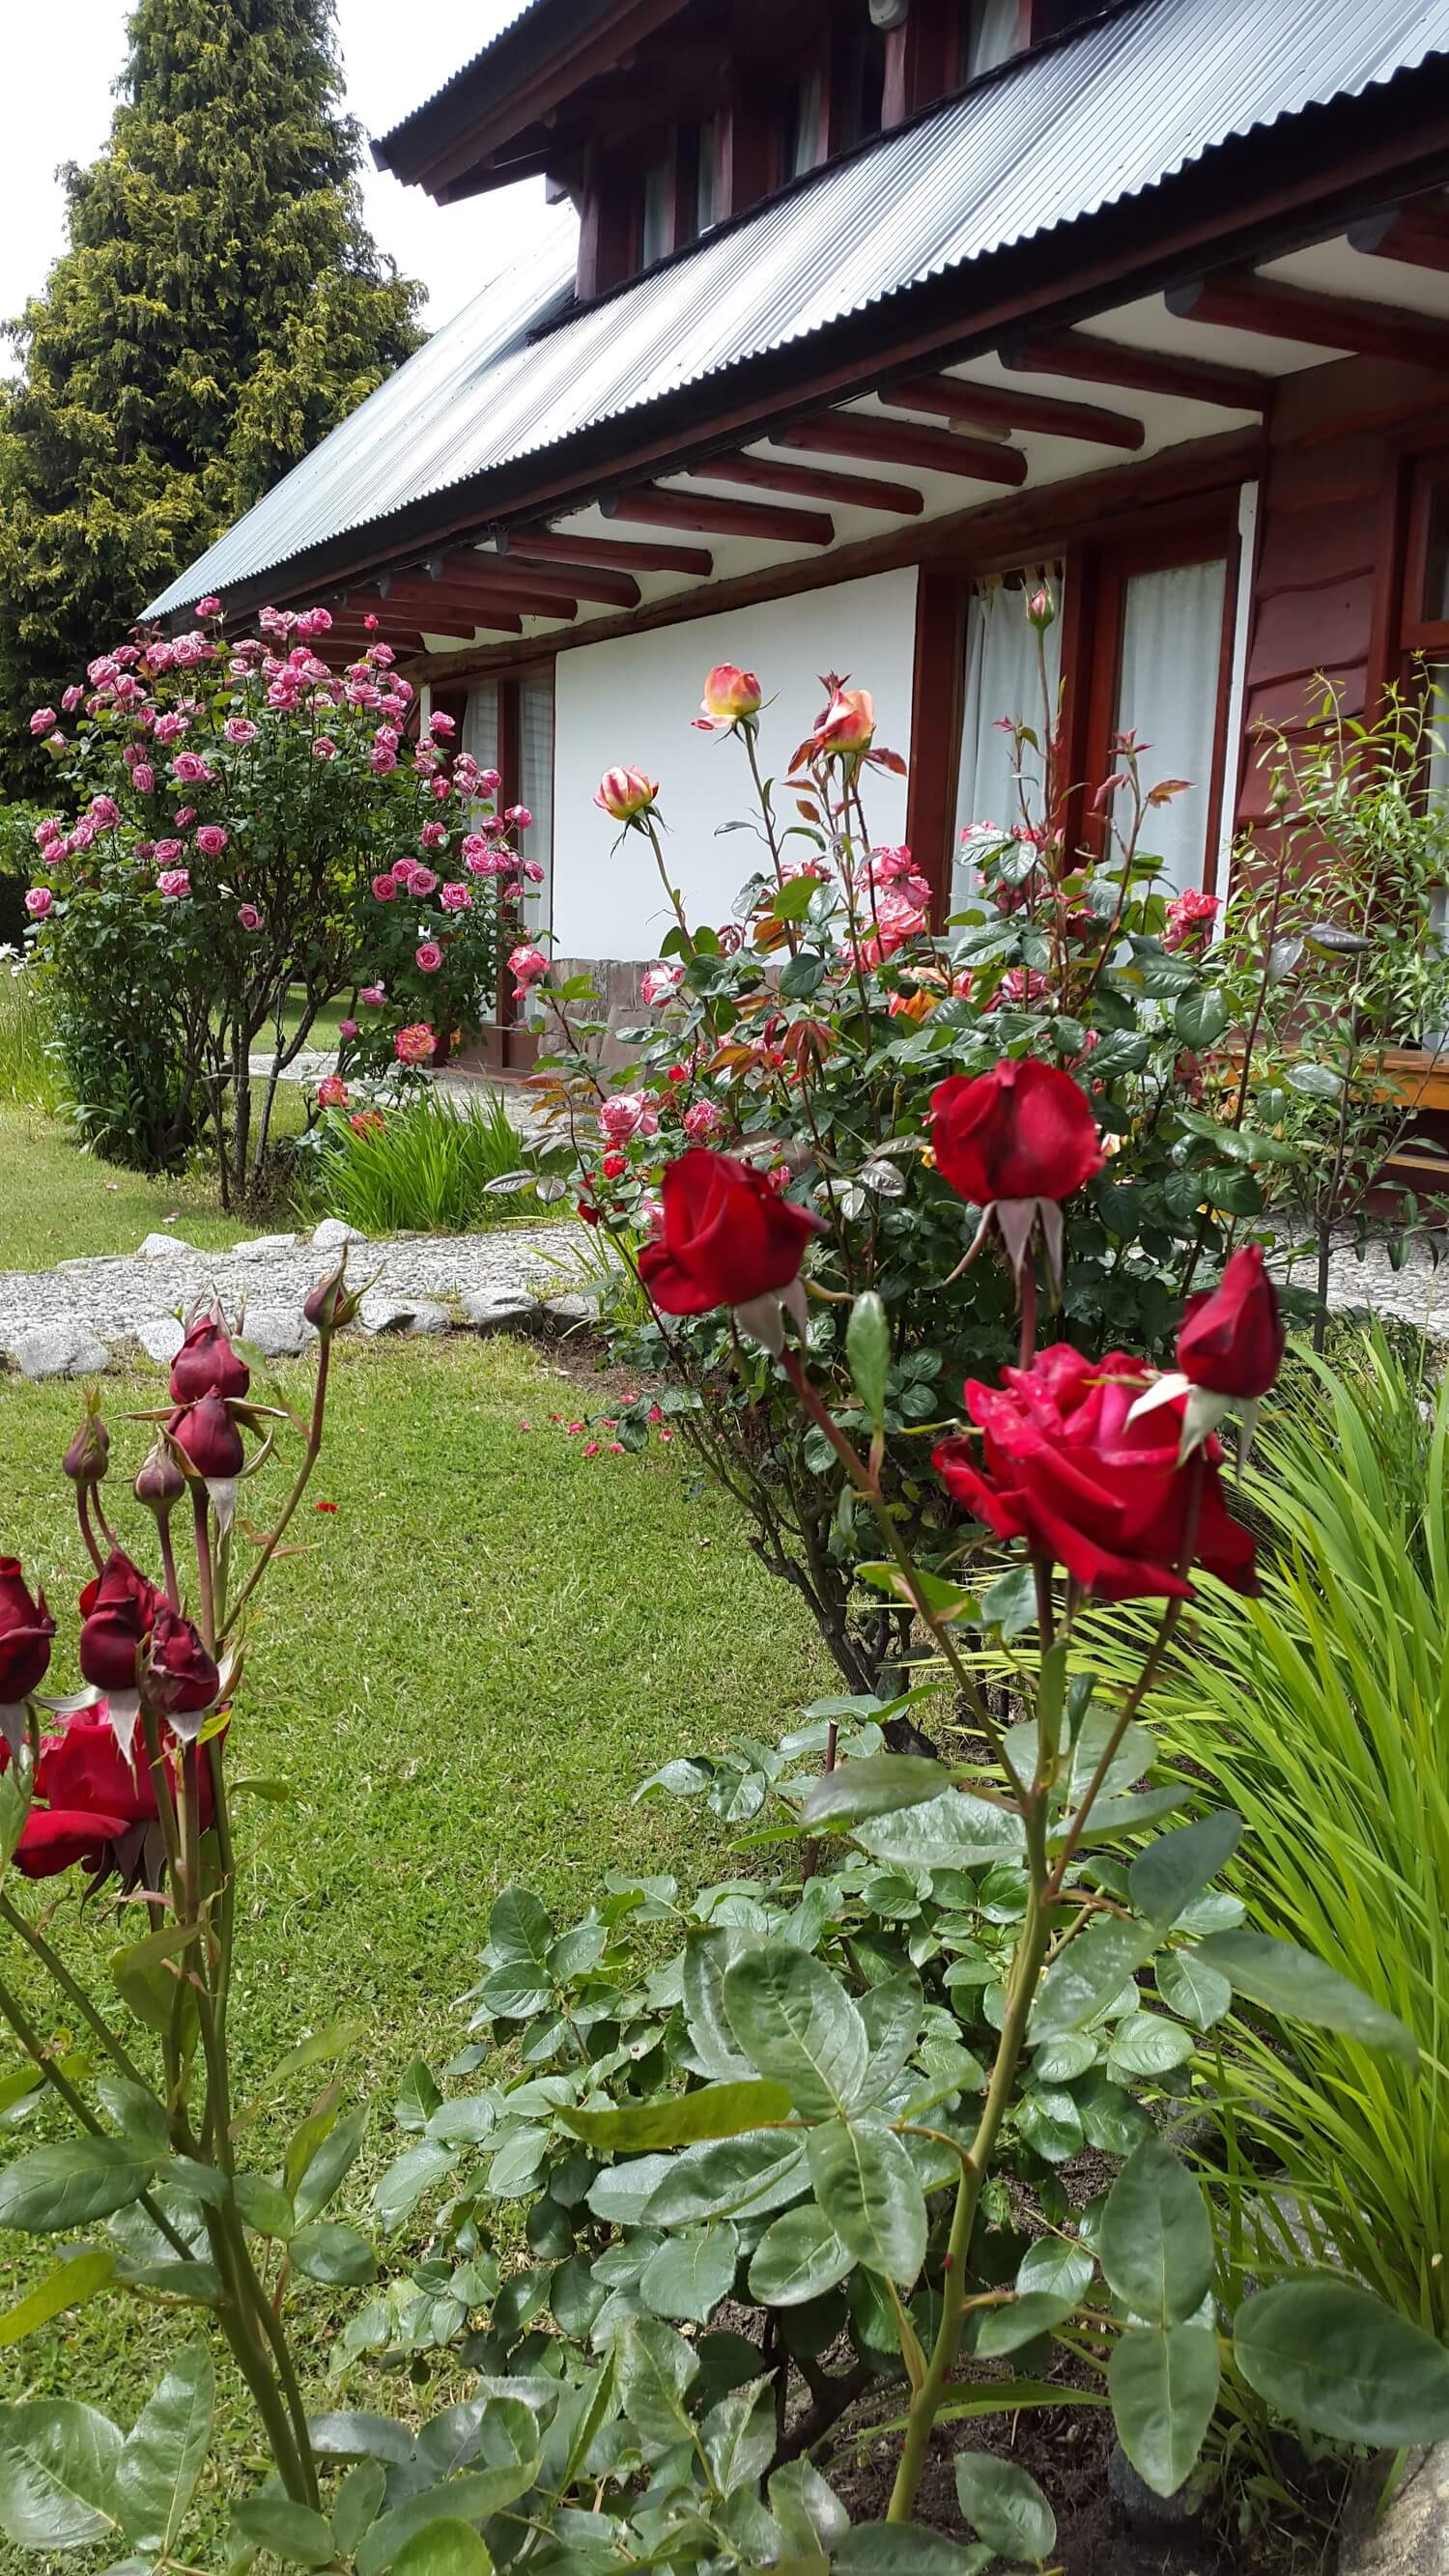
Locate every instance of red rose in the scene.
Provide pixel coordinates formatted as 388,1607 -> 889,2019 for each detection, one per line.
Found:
14,1806 -> 130,1881
77,1550 -> 163,1694
170,1316 -> 250,1405
145,1604 -> 219,1719
0,1558 -> 55,1703
1176,1245 -> 1284,1401
38,1713 -> 215,1828
933,1343 -> 1257,1601
639,1149 -> 825,1316
931,1061 -> 1102,1205
171,1393 -> 245,1480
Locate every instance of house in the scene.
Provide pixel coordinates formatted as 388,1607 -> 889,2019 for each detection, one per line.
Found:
148,0 -> 1449,1093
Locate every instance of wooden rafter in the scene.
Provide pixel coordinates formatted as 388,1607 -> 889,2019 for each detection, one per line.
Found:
602,487 -> 836,545
881,373 -> 1145,452
689,453 -> 924,515
374,573 -> 578,622
508,527 -> 714,577
1000,327 -> 1270,412
1349,203 -> 1449,277
436,548 -> 641,609
775,413 -> 1028,487
1165,270 -> 1449,370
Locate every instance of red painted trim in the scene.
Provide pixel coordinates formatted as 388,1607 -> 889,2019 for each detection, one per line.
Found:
778,414 -> 1028,484
511,528 -> 714,576
1367,448 -> 1412,719
887,372 -> 1145,450
1348,203 -> 1449,276
906,567 -> 966,920
451,549 -> 640,609
1168,271 -> 1449,372
1004,327 -> 1269,412
604,484 -> 835,543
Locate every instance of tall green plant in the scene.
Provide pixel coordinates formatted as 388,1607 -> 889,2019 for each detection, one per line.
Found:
301,1084 -> 528,1234
1087,1329 -> 1449,2335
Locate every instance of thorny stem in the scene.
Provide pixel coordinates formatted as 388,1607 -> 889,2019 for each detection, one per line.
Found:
75,1486 -> 105,1578
156,1512 -> 182,1614
641,813 -> 694,956
191,1491 -> 216,1656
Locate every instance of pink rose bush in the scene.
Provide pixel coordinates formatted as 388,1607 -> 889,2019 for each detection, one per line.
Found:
21,605 -> 540,1193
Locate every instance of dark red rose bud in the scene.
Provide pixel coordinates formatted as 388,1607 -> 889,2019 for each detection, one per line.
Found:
1176,1244 -> 1284,1401
14,1806 -> 130,1880
133,1438 -> 185,1517
303,1259 -> 360,1336
62,1394 -> 109,1487
638,1148 -> 825,1316
171,1393 -> 245,1482
930,1060 -> 1103,1205
145,1604 -> 219,1718
0,1558 -> 56,1703
170,1315 -> 250,1405
77,1549 -> 163,1694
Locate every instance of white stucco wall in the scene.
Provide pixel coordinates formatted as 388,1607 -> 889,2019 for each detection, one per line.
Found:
551,568 -> 920,962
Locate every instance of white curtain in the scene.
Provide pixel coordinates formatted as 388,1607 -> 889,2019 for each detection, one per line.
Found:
1112,560 -> 1227,897
953,580 -> 1062,907
519,669 -> 554,950
964,0 -> 1022,77
464,682 -> 498,772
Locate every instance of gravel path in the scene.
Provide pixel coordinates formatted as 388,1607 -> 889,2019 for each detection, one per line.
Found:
0,1220 -> 589,1378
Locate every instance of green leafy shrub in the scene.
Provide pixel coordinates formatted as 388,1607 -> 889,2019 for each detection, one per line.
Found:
0,956 -> 65,1115
298,1084 -> 530,1234
0,803 -> 46,945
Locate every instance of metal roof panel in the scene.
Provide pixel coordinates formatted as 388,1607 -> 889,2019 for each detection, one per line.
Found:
148,0 -> 1449,617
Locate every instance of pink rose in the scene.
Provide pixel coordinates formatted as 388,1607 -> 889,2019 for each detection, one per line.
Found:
394,1021 -> 435,1064
410,865 -> 439,897
156,869 -> 191,898
415,941 -> 443,974
371,874 -> 398,902
61,685 -> 83,713
640,964 -> 683,1007
237,905 -> 263,931
599,1090 -> 659,1146
223,718 -> 258,747
360,983 -> 385,1006
508,944 -> 548,995
90,795 -> 121,829
478,766 -> 501,794
391,859 -> 416,888
523,859 -> 545,884
369,746 -> 398,775
317,1074 -> 349,1109
24,888 -> 52,919
339,1017 -> 358,1039
195,825 -> 228,859
439,882 -> 472,910
153,838 -> 184,864
683,1097 -> 724,1142
29,709 -> 56,735
174,807 -> 196,828
195,597 -> 221,616
311,737 -> 337,761
427,711 -> 456,737
419,821 -> 446,849
295,608 -> 332,638
505,805 -> 532,829
131,763 -> 156,796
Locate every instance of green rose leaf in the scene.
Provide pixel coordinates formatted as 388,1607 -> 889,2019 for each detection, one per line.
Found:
724,1943 -> 868,2118
232,2492 -> 336,2566
838,2528 -> 991,2571
1235,2279 -> 1449,2446
639,2222 -> 739,2324
115,2342 -> 213,2556
1106,2015 -> 1197,2080
355,2467 -> 540,2576
807,2119 -> 926,2285
290,2222 -> 378,2287
702,2374 -> 776,2497
954,2450 -> 1057,2562
1109,2324 -> 1220,2497
392,2521 -> 494,2576
801,1755 -> 949,1830
617,2316 -> 699,2457
0,2401 -> 124,2552
0,2137 -> 156,2233
1128,1811 -> 1242,1926
846,1290 -> 891,1426
1197,1929 -> 1417,2061
1174,987 -> 1229,1049
0,2248 -> 115,2347
975,2290 -> 1079,2358
1155,1948 -> 1233,2030
1099,2137 -> 1213,2326
292,2107 -> 367,2224
558,2078 -> 794,2150
749,2201 -> 853,2307
1031,1918 -> 1158,2039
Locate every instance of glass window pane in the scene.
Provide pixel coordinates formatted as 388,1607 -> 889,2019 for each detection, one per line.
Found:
963,0 -> 1022,78
1112,558 -> 1227,898
641,159 -> 671,267
463,681 -> 498,774
519,669 -> 554,952
953,577 -> 1063,907
781,71 -> 823,180
696,118 -> 718,234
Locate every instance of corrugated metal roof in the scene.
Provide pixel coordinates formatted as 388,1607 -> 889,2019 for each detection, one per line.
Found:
148,0 -> 1449,618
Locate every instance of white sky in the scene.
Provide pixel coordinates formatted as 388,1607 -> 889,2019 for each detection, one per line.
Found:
0,0 -> 566,355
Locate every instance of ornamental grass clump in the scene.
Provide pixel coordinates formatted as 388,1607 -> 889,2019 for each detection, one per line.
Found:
533,626 -> 1309,1691
22,609 -> 535,1199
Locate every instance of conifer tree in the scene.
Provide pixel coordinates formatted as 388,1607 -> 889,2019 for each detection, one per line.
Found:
0,0 -> 422,790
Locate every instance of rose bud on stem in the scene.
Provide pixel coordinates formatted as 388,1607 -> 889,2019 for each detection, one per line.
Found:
63,1391 -> 114,1571
134,1436 -> 187,1606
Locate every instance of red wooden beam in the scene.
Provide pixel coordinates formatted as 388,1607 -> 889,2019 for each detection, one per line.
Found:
1349,203 -> 1449,278
883,372 -> 1145,452
602,487 -> 836,545
374,575 -> 578,622
350,586 -> 531,633
508,527 -> 714,578
1001,327 -> 1270,412
689,452 -> 924,516
775,413 -> 1028,487
434,549 -> 640,609
1165,270 -> 1449,370
402,564 -> 584,614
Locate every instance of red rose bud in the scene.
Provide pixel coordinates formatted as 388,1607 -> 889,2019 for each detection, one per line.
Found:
639,1148 -> 825,1317
14,1806 -> 130,1881
933,1344 -> 1257,1603
170,1314 -> 250,1405
171,1393 -> 245,1481
303,1258 -> 360,1336
0,1558 -> 56,1703
1176,1245 -> 1284,1401
62,1392 -> 109,1487
133,1438 -> 185,1518
77,1549 -> 163,1694
931,1061 -> 1102,1206
145,1604 -> 219,1720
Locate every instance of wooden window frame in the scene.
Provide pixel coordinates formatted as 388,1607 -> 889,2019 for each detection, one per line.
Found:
1397,445 -> 1449,658
909,494 -> 1241,918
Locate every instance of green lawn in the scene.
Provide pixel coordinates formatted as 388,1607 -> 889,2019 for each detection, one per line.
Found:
0,1103 -> 267,1268
0,1336 -> 826,2559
